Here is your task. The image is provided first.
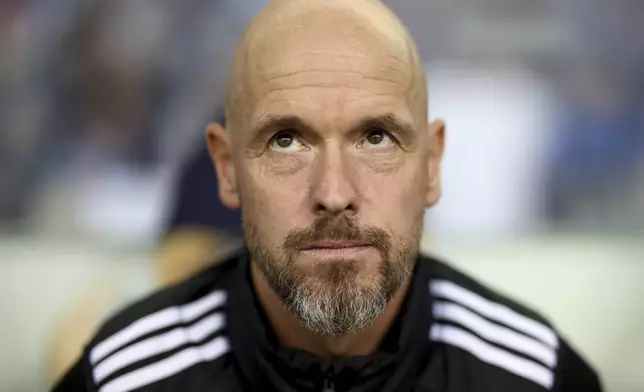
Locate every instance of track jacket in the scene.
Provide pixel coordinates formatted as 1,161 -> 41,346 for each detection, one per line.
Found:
53,249 -> 602,392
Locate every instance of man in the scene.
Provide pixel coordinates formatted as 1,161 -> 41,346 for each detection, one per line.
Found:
53,1 -> 602,391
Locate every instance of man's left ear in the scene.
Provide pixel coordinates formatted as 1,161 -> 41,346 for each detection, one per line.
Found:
426,119 -> 445,207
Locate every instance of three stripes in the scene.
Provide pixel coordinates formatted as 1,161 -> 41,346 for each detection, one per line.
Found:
430,280 -> 559,389
90,290 -> 229,392
88,280 -> 560,392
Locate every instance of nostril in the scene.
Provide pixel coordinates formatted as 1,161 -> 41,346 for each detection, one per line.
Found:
314,203 -> 357,217
345,203 -> 357,215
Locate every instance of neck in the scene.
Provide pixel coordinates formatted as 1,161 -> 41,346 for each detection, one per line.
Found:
250,261 -> 411,359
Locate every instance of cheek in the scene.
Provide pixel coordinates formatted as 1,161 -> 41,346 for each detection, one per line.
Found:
358,158 -> 427,228
262,152 -> 311,177
239,161 -> 311,242
355,150 -> 403,174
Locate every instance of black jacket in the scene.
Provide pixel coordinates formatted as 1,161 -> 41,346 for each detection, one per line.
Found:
53,250 -> 602,392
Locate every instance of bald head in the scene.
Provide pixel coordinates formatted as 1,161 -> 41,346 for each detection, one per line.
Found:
208,0 -> 443,341
225,0 -> 426,133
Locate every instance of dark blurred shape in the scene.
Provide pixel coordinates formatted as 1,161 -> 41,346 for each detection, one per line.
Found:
157,126 -> 243,286
164,132 -> 243,238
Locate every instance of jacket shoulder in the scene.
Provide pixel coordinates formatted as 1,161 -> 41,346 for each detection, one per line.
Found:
90,252 -> 237,345
421,253 -> 602,391
79,252 -> 240,391
426,255 -> 552,327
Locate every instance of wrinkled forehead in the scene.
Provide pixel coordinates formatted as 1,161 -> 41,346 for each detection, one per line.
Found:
250,35 -> 414,114
228,2 -> 424,133
250,3 -> 412,69
253,34 -> 412,91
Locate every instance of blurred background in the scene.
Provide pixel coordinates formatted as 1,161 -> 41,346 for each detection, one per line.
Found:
1,0 -> 643,391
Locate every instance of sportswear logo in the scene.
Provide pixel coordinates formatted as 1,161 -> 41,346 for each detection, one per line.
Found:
91,290 -> 227,364
430,324 -> 554,389
93,313 -> 226,383
430,280 -> 558,348
90,290 -> 229,392
433,301 -> 557,367
100,336 -> 229,392
429,280 -> 559,389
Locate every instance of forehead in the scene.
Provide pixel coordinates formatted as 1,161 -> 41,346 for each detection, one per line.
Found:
243,9 -> 416,130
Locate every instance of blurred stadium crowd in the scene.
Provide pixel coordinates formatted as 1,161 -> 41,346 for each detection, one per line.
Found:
1,1 -> 644,391
1,0 -> 644,238
1,0 -> 254,240
0,0 -> 644,239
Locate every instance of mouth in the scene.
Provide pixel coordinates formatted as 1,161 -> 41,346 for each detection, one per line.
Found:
298,240 -> 373,259
298,240 -> 370,251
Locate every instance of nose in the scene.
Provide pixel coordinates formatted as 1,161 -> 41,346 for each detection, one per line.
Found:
311,143 -> 359,216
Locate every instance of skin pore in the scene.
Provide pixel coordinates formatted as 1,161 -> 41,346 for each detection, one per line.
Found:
207,0 -> 444,358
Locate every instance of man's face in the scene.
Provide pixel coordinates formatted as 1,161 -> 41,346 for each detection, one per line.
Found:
211,6 -> 442,338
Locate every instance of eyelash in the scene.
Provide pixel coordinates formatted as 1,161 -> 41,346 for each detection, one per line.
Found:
268,130 -> 302,145
366,128 -> 398,142
267,129 -> 399,148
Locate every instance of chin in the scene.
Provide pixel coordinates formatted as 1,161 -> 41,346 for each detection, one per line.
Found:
310,259 -> 384,287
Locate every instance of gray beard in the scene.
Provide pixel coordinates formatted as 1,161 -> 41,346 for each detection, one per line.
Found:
245,216 -> 417,339
280,261 -> 393,338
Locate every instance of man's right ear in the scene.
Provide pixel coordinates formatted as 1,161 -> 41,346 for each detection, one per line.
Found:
206,123 -> 241,209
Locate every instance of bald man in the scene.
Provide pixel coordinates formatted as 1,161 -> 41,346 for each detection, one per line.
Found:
53,1 -> 601,391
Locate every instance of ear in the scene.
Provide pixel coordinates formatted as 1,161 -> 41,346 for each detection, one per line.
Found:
206,122 -> 241,209
426,119 -> 445,207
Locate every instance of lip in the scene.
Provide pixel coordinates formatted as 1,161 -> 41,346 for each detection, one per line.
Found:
298,242 -> 373,260
298,240 -> 370,251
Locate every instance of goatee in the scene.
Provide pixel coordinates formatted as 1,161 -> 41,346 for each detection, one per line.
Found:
244,214 -> 416,338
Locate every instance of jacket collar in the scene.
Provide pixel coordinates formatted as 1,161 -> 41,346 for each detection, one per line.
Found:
226,249 -> 434,392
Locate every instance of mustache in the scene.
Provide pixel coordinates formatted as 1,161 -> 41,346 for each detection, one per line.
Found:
282,215 -> 391,254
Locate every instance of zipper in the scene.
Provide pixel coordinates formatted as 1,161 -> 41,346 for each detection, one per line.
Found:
322,377 -> 335,392
322,365 -> 335,392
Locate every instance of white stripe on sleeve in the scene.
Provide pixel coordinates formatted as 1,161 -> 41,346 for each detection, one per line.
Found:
93,312 -> 225,383
90,290 -> 226,364
99,336 -> 230,392
430,324 -> 554,389
433,301 -> 557,368
430,280 -> 558,349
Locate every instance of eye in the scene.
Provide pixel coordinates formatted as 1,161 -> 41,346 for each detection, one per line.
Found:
363,129 -> 395,149
269,131 -> 307,152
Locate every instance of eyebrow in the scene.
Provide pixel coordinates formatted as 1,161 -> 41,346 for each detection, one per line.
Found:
356,114 -> 416,142
251,116 -> 314,140
250,113 -> 416,143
